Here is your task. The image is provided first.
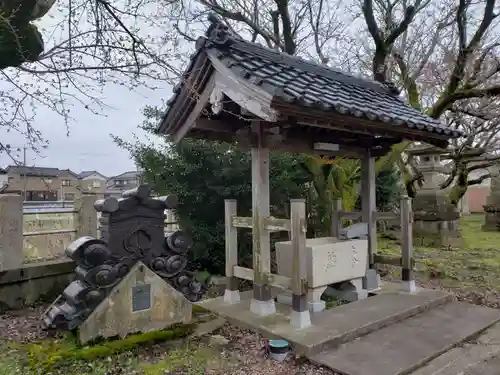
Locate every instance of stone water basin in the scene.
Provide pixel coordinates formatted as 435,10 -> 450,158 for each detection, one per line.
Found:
275,237 -> 368,288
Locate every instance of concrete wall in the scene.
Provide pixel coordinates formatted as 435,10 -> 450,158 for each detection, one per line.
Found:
0,259 -> 75,310
23,211 -> 76,262
0,194 -> 97,270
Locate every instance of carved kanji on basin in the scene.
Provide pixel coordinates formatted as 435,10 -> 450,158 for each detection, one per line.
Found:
42,185 -> 208,331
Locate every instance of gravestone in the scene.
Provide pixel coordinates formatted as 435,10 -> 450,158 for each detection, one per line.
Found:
409,146 -> 461,247
42,185 -> 208,340
483,175 -> 500,231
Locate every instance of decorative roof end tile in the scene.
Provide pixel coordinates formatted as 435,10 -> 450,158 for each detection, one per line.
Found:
205,13 -> 233,47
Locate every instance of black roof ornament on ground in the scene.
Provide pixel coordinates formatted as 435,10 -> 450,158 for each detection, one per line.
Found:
42,184 -> 208,331
158,14 -> 463,153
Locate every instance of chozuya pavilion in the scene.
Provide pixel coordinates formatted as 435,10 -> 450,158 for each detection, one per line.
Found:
153,15 -> 498,375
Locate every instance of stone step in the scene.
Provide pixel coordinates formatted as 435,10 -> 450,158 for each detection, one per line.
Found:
309,301 -> 500,375
412,322 -> 500,375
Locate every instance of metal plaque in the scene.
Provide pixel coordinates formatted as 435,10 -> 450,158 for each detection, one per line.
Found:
131,284 -> 151,312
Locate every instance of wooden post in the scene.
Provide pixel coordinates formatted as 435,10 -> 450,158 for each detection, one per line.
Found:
74,195 -> 98,238
224,199 -> 240,304
401,195 -> 417,292
249,122 -> 276,316
331,199 -> 342,238
290,199 -> 311,329
361,149 -> 379,291
0,194 -> 23,271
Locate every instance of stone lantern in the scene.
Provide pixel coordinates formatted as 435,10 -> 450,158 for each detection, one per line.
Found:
408,145 -> 461,247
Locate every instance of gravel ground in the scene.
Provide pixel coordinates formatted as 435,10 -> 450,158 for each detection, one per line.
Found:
207,324 -> 337,375
0,304 -> 62,342
0,303 -> 335,374
2,283 -> 500,375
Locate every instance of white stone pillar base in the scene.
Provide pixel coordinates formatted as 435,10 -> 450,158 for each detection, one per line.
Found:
223,289 -> 241,304
290,310 -> 312,329
250,298 -> 276,316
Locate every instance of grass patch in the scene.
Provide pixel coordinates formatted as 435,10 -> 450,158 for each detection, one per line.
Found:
140,345 -> 221,375
379,214 -> 500,289
0,349 -> 22,375
321,294 -> 347,309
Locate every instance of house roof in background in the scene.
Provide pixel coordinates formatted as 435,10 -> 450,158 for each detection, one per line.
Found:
5,165 -> 78,178
4,166 -> 142,181
109,171 -> 142,180
79,170 -> 108,179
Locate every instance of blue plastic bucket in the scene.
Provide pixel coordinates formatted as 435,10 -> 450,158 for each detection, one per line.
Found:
268,339 -> 290,361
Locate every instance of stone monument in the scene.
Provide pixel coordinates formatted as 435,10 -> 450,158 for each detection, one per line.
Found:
483,174 -> 500,231
408,146 -> 461,247
42,185 -> 208,343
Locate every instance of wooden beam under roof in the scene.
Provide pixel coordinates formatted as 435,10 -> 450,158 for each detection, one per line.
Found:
190,119 -> 393,158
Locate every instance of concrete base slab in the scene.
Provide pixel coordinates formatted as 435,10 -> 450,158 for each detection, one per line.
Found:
310,301 -> 500,375
196,288 -> 452,356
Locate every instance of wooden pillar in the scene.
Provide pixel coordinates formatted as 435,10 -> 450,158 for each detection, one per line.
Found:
249,122 -> 276,316
361,149 -> 380,291
290,199 -> 311,328
224,199 -> 240,304
401,195 -> 417,292
331,199 -> 342,238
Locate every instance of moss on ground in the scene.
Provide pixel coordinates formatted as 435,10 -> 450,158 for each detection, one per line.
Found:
378,214 -> 500,289
0,322 -> 199,375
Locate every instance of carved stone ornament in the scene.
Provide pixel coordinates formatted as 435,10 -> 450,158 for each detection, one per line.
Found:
209,85 -> 224,115
41,184 -> 208,331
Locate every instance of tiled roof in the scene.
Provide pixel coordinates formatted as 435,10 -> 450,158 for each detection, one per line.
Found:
110,171 -> 142,180
6,165 -> 81,178
79,170 -> 108,179
7,165 -> 63,177
159,17 -> 463,142
79,171 -> 96,178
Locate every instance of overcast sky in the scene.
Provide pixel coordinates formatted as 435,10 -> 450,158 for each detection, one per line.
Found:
0,2 -> 177,178
0,83 -> 169,177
